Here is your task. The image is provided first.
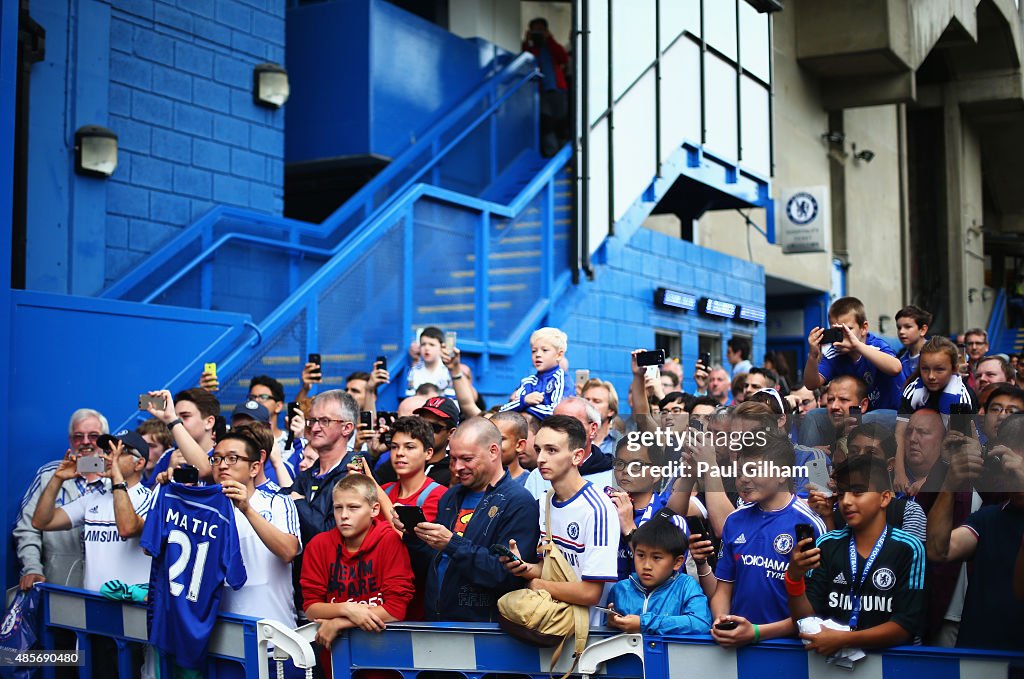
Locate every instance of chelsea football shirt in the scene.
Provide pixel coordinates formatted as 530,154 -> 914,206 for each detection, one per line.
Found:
715,495 -> 826,624
141,484 -> 247,669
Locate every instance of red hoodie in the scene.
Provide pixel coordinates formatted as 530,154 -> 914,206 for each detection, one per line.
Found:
301,519 -> 414,677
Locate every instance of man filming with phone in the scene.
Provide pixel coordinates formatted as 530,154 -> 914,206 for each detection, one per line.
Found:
143,388 -> 220,483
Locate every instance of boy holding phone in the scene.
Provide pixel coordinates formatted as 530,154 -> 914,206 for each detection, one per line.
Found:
787,456 -> 925,655
605,518 -> 712,634
300,474 -> 414,676
803,297 -> 903,412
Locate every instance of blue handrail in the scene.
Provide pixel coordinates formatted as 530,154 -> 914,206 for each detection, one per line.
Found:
987,287 -> 1006,343
102,52 -> 539,302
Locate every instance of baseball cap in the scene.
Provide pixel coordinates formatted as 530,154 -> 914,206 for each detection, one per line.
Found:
231,400 -> 270,423
97,429 -> 150,459
414,397 -> 460,425
750,388 -> 785,415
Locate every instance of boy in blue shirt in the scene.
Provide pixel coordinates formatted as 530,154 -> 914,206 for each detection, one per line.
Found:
709,432 -> 826,647
606,517 -> 712,634
499,327 -> 568,420
803,297 -> 904,411
895,304 -> 931,383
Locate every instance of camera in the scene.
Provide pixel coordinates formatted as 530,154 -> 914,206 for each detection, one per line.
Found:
173,464 -> 199,484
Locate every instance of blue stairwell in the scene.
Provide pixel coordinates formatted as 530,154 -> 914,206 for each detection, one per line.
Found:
986,288 -> 1024,356
98,51 -> 574,424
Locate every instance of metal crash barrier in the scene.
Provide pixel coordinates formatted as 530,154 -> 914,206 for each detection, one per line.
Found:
37,584 -> 316,679
331,624 -> 1024,679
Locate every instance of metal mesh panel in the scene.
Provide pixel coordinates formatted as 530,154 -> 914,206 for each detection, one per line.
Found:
412,199 -> 480,341
313,216 -> 407,381
219,309 -> 309,412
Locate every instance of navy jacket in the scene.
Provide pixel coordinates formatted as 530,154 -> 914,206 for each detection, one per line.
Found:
408,470 -> 540,622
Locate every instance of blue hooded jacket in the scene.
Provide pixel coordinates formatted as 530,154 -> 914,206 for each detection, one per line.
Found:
607,572 -> 712,635
406,470 -> 540,622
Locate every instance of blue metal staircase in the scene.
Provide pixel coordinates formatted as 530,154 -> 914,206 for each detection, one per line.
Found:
97,52 -> 575,419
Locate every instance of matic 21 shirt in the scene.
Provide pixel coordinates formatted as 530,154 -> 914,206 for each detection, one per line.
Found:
806,525 -> 926,638
141,484 -> 247,670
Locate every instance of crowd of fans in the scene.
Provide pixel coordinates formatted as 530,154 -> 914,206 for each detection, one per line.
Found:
11,295 -> 1024,677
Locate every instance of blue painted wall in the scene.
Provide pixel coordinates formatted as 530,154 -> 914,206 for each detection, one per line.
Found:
286,0 -> 507,163
24,0 -> 286,296
474,227 -> 766,409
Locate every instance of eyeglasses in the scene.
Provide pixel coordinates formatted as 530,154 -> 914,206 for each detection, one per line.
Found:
306,418 -> 349,430
612,459 -> 651,471
246,393 -> 278,402
987,404 -> 1021,415
71,432 -> 102,443
210,454 -> 256,466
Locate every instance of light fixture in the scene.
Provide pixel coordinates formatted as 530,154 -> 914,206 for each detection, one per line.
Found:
968,288 -> 979,303
655,287 -> 697,311
253,62 -> 289,108
878,314 -> 892,334
699,297 -> 738,319
821,131 -> 845,145
74,125 -> 118,178
738,306 -> 766,324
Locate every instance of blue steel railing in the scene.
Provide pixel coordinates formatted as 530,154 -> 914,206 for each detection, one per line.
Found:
36,584 -> 315,679
328,624 -> 1024,679
101,50 -> 540,312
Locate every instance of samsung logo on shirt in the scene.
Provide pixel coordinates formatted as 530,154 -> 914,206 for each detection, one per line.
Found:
828,592 -> 893,613
83,529 -> 126,543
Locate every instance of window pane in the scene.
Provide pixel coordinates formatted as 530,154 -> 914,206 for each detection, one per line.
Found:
613,70 -> 657,222
588,0 -> 609,126
588,117 -> 611,255
659,0 -> 700,47
740,76 -> 771,176
704,53 -> 738,160
739,3 -> 770,83
660,37 -> 701,162
704,0 -> 737,61
612,0 -> 656,101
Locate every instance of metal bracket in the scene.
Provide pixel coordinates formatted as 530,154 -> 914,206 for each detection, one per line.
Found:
578,633 -> 644,678
256,619 -> 318,679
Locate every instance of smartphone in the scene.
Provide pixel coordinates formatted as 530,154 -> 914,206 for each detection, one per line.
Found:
593,606 -> 621,617
948,404 -> 975,437
213,415 -> 227,443
375,355 -> 387,371
444,331 -> 457,350
715,620 -> 739,631
360,411 -> 373,428
636,349 -> 666,367
204,362 -> 217,379
489,543 -> 520,562
700,352 -> 712,368
575,369 -> 590,391
395,505 -> 427,529
603,486 -> 617,498
806,458 -> 833,497
820,328 -> 844,345
958,343 -> 969,364
138,394 -> 166,411
684,514 -> 711,539
285,401 -> 299,446
644,365 -> 659,380
348,453 -> 364,470
308,353 -> 322,382
76,456 -> 105,474
795,523 -> 816,552
849,406 -> 862,423
173,464 -> 199,484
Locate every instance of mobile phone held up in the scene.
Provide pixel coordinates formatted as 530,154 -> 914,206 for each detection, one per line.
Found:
636,349 -> 666,367
76,456 -> 105,474
375,355 -> 387,371
395,505 -> 427,529
820,328 -> 844,345
700,352 -> 712,368
795,523 -> 816,552
308,353 -> 322,381
138,394 -> 166,411
173,464 -> 200,485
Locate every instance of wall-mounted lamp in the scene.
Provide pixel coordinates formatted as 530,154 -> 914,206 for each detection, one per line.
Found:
821,131 -> 845,145
968,288 -> 979,303
253,62 -> 289,108
74,125 -> 118,178
878,314 -> 892,335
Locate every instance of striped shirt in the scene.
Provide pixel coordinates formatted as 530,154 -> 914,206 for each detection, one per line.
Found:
897,374 -> 977,421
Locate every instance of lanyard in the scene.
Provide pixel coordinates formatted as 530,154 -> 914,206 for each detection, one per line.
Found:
847,526 -> 887,629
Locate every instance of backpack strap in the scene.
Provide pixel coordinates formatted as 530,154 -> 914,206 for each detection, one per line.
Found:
415,481 -> 442,508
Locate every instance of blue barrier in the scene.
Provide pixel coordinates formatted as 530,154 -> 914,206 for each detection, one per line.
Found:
329,624 -> 1024,679
36,584 -> 315,679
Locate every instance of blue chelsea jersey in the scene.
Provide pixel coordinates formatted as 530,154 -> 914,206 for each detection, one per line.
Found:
141,484 -> 247,670
714,495 -> 826,625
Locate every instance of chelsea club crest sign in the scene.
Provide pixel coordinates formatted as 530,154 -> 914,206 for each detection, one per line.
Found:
779,186 -> 829,254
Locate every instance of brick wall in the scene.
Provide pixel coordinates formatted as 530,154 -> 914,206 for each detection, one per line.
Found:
104,0 -> 285,286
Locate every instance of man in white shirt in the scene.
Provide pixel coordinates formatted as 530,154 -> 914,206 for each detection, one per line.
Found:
522,397 -> 614,500
505,415 -> 619,625
32,430 -> 154,591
